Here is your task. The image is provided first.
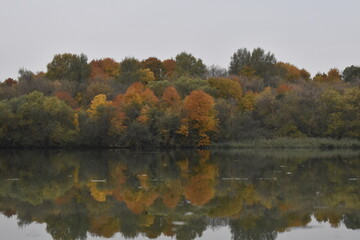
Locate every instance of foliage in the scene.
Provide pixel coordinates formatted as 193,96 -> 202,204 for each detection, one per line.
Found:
179,90 -> 218,146
90,58 -> 120,80
208,77 -> 242,101
141,57 -> 166,80
174,52 -> 207,78
46,53 -> 90,82
343,65 -> 360,83
0,91 -> 78,147
1,49 -> 360,148
229,48 -> 276,79
117,57 -> 142,85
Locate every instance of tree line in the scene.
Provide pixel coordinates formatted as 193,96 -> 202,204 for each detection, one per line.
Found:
0,48 -> 359,147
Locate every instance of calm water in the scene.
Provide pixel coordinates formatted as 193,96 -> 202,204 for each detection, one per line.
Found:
0,149 -> 359,240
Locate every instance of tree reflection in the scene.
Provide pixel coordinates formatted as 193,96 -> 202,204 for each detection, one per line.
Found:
0,149 -> 359,239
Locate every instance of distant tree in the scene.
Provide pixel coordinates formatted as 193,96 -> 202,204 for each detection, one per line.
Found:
343,65 -> 360,83
139,68 -> 156,84
141,57 -> 166,80
208,78 -> 242,101
89,58 -> 120,80
173,76 -> 214,98
118,57 -> 142,85
313,68 -> 341,83
174,52 -> 207,78
2,78 -> 17,87
313,72 -> 327,83
229,48 -> 251,75
46,53 -> 90,82
275,62 -> 308,82
206,65 -> 228,78
299,69 -> 311,81
87,94 -> 111,117
147,80 -> 171,97
17,68 -> 55,96
161,86 -> 182,110
18,68 -> 35,82
0,78 -> 18,100
54,91 -> 78,109
326,68 -> 341,83
162,59 -> 176,78
84,79 -> 113,104
229,48 -> 276,78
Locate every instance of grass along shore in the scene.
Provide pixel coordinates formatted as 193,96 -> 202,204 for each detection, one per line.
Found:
213,137 -> 360,149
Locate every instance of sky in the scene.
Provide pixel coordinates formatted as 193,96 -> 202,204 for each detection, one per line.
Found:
0,0 -> 360,81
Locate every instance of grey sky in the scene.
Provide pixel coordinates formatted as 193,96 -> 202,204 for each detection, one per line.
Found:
1,0 -> 359,80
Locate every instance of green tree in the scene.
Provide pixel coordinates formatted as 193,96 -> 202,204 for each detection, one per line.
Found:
0,91 -> 77,147
46,53 -> 90,82
343,65 -> 360,83
174,52 -> 207,78
118,57 -> 142,85
229,48 -> 276,79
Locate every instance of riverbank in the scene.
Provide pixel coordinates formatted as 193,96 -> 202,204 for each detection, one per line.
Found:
1,137 -> 360,149
213,137 -> 360,149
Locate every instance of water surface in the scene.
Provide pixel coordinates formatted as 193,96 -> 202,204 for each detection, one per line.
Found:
0,149 -> 359,240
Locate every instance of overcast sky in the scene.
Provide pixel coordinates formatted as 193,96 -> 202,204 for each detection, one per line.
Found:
1,0 -> 359,80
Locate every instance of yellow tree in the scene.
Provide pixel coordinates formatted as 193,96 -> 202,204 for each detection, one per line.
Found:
139,68 -> 156,84
208,77 -> 242,101
87,94 -> 111,117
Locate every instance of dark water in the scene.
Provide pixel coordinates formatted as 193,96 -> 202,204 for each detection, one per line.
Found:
0,149 -> 359,240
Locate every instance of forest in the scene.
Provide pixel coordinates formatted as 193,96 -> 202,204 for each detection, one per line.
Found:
0,48 -> 360,147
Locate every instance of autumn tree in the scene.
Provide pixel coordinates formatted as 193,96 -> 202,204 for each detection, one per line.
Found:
112,83 -> 159,146
208,78 -> 242,101
80,94 -> 125,146
141,57 -> 166,80
162,59 -> 176,78
326,68 -> 341,83
178,90 -> 217,146
54,91 -> 78,109
313,68 -> 341,83
275,62 -> 310,82
119,82 -> 158,111
139,68 -> 156,84
161,86 -> 181,110
313,73 -> 327,83
89,58 -> 120,80
2,78 -> 17,87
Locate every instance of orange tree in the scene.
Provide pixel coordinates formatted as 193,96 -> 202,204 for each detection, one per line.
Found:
177,90 -> 217,146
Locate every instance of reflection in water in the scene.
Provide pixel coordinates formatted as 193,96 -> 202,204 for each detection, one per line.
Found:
0,149 -> 359,240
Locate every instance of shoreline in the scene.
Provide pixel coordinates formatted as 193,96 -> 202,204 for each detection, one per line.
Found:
0,137 -> 359,150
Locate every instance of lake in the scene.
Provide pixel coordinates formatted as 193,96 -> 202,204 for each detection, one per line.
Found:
0,149 -> 359,240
